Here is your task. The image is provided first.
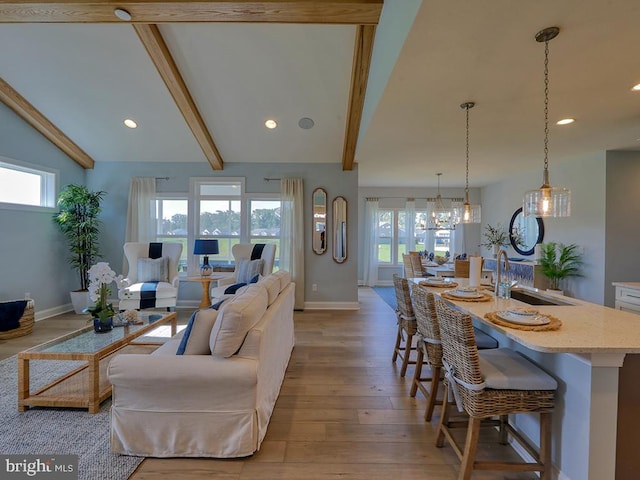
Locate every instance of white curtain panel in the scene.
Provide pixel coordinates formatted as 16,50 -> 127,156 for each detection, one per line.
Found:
124,177 -> 156,271
405,199 -> 416,253
280,178 -> 305,309
362,198 -> 379,286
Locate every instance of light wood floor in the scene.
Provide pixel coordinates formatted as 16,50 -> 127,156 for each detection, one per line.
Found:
0,289 -> 537,479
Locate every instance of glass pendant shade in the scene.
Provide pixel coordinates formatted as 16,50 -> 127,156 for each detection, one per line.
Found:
523,184 -> 571,217
461,201 -> 482,224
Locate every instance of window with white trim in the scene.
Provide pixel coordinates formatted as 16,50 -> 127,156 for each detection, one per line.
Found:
0,158 -> 56,209
154,196 -> 188,272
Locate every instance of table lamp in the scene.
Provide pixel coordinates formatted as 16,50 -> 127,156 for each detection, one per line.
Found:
194,239 -> 219,277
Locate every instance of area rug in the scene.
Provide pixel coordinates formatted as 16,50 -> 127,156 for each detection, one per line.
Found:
0,355 -> 143,480
372,286 -> 396,310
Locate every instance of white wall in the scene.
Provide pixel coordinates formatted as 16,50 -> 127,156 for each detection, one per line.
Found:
481,153 -> 606,304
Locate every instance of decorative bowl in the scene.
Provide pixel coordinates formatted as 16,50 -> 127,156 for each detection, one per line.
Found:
434,256 -> 448,265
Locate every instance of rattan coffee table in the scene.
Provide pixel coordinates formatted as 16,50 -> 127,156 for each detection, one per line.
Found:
18,311 -> 177,413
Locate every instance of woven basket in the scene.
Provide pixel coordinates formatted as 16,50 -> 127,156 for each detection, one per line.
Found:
0,299 -> 35,339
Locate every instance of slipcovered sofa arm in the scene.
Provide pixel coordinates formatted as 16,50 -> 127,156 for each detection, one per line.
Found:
217,276 -> 236,287
108,354 -> 258,410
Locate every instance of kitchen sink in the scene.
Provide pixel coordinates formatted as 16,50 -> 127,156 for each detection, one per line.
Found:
509,288 -> 574,306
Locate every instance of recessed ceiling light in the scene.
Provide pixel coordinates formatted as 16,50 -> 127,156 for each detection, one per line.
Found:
632,84 -> 640,91
123,118 -> 137,129
556,118 -> 575,125
114,8 -> 132,21
265,119 -> 277,129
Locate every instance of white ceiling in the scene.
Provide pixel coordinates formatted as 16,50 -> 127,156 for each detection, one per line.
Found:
1,0 -> 639,188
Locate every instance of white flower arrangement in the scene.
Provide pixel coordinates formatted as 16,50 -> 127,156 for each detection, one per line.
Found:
87,262 -> 123,322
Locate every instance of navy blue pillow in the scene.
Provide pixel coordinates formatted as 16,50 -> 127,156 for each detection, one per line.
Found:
224,282 -> 247,294
176,311 -> 198,355
209,298 -> 227,310
249,274 -> 260,284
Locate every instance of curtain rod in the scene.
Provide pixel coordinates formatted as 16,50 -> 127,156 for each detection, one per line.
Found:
264,177 -> 281,182
155,177 -> 169,181
373,196 -> 465,202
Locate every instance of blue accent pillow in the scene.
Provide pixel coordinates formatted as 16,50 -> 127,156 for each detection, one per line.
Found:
176,311 -> 198,355
209,298 -> 227,310
224,282 -> 247,294
249,274 -> 260,284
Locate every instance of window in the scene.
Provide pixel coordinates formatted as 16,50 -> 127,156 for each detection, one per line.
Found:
376,208 -> 451,265
0,157 -> 56,209
155,197 -> 188,272
249,198 -> 280,270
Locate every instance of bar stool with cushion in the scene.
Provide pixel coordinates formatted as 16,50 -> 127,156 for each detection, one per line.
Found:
435,300 -> 557,480
410,286 -> 498,421
392,274 -> 417,377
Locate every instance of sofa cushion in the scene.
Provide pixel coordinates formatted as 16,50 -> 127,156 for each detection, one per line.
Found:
176,309 -> 218,355
237,259 -> 264,284
209,284 -> 268,357
137,256 -> 169,283
272,270 -> 291,292
258,275 -> 281,306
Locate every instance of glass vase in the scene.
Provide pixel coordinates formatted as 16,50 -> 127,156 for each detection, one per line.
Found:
93,316 -> 113,333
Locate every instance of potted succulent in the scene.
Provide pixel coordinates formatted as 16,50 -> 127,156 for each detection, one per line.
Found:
53,184 -> 106,314
538,242 -> 583,293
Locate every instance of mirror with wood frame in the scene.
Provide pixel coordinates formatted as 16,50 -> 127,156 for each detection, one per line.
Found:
312,188 -> 327,255
332,196 -> 347,263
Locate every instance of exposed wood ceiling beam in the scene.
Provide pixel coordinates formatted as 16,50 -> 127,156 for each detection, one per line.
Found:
342,24 -> 375,171
0,1 -> 382,24
0,77 -> 95,169
134,23 -> 224,170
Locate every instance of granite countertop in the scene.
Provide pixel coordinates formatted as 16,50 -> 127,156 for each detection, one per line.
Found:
411,278 -> 640,354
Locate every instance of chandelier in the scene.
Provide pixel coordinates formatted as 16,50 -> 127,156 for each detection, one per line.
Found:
460,101 -> 481,223
523,26 -> 571,217
428,173 -> 458,230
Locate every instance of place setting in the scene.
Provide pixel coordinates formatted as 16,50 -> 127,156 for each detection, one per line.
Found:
484,307 -> 562,331
419,277 -> 458,288
440,286 -> 493,302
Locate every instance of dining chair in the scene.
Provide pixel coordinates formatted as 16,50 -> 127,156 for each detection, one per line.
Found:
434,299 -> 557,480
392,274 -> 417,377
453,259 -> 470,278
402,254 -> 416,278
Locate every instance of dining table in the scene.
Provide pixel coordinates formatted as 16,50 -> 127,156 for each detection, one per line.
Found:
409,276 -> 640,480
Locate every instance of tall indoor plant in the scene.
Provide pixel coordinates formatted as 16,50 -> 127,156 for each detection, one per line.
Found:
53,184 -> 106,313
538,242 -> 583,292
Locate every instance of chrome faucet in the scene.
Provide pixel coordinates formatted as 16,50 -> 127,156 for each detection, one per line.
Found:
495,249 -> 511,297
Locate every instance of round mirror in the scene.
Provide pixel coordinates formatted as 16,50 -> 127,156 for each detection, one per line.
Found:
509,207 -> 544,256
332,196 -> 347,263
312,188 -> 327,255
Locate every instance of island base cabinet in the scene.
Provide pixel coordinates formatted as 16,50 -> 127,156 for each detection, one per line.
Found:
616,354 -> 640,480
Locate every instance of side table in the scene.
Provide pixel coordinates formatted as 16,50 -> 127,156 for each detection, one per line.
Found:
183,276 -> 223,308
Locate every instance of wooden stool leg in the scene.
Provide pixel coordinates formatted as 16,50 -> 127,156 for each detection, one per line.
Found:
425,365 -> 441,422
400,332 -> 413,377
540,412 -> 552,480
458,417 -> 481,480
392,323 -> 402,362
499,414 -> 509,444
410,346 -> 423,397
435,382 -> 450,448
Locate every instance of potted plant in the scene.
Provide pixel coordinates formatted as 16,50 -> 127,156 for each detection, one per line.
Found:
87,262 -> 120,332
481,223 -> 510,257
53,184 -> 106,314
538,242 -> 583,293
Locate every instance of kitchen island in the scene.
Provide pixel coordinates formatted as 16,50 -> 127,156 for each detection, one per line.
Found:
410,278 -> 640,480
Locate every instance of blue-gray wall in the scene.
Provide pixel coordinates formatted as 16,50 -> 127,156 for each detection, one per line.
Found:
0,103 -> 86,316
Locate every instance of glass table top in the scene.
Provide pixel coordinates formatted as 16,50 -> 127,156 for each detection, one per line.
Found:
25,313 -> 170,355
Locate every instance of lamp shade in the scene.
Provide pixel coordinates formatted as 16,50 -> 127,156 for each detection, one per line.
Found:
194,239 -> 219,255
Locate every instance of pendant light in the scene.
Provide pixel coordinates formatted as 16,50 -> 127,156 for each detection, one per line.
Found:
460,101 -> 481,223
428,173 -> 457,230
523,26 -> 571,217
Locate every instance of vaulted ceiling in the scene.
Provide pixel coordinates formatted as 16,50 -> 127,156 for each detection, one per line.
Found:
1,0 -> 639,189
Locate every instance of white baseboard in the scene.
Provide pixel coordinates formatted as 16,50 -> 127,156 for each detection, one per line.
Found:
507,430 -> 567,480
304,301 -> 360,310
35,303 -> 75,321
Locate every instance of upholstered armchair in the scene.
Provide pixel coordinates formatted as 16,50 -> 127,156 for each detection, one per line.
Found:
210,243 -> 276,302
118,242 -> 183,311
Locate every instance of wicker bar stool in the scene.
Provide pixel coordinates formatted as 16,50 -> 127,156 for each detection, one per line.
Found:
410,286 -> 498,421
434,299 -> 557,480
391,274 -> 417,377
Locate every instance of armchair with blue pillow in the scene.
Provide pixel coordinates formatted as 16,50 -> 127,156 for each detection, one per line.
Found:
210,243 -> 276,304
118,242 -> 183,311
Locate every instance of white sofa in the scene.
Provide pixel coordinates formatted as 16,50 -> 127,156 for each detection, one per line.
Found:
107,270 -> 295,458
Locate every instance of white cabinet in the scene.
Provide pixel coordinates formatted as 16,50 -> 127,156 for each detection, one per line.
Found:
613,282 -> 640,315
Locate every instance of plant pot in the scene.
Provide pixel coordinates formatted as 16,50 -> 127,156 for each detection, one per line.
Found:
70,290 -> 90,315
93,316 -> 113,333
492,245 -> 499,258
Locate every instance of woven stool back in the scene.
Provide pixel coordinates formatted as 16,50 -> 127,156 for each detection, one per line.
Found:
402,254 -> 415,278
410,254 -> 425,277
393,274 -> 416,334
412,286 -> 443,368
